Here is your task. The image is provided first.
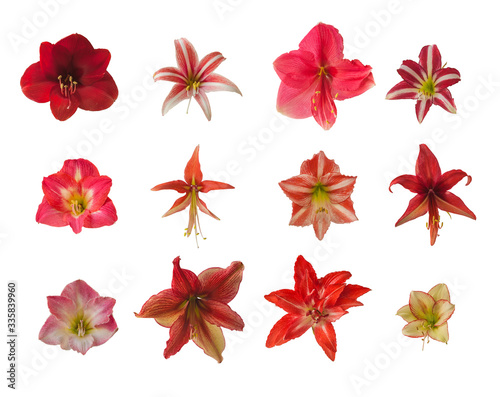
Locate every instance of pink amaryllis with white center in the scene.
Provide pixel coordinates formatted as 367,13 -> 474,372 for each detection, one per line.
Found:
39,280 -> 118,355
389,144 -> 476,245
274,22 -> 375,130
386,45 -> 460,123
153,38 -> 241,120
279,151 -> 357,240
36,159 -> 118,234
152,145 -> 234,246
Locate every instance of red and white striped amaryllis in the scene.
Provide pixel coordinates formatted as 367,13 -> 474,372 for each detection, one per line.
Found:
386,45 -> 460,123
153,38 -> 241,120
279,151 -> 357,241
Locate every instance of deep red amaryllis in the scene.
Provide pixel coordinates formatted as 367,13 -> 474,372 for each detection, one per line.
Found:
151,145 -> 234,246
39,280 -> 118,355
389,144 -> 476,245
135,257 -> 244,363
274,22 -> 375,130
279,151 -> 357,240
153,38 -> 241,120
21,33 -> 118,121
386,45 -> 460,123
36,159 -> 118,234
265,255 -> 369,361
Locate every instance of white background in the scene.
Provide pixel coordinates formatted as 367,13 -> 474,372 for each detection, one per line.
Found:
1,0 -> 499,396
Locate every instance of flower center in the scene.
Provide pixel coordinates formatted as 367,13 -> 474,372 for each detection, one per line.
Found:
307,308 -> 326,323
77,319 -> 86,337
185,80 -> 201,114
58,74 -> 78,109
312,183 -> 330,214
318,66 -> 327,77
69,196 -> 86,216
420,77 -> 436,96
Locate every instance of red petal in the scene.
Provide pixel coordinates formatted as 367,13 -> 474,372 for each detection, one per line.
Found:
198,261 -> 244,304
435,191 -> 476,220
289,202 -> 313,227
416,144 -> 441,186
434,67 -> 460,90
389,174 -> 426,194
161,194 -> 191,217
200,300 -> 244,331
60,159 -> 100,181
196,196 -> 219,220
163,313 -> 190,360
298,23 -> 344,65
311,78 -> 337,130
335,284 -> 370,310
397,60 -> 426,88
276,81 -> 316,119
83,198 -> 118,228
327,197 -> 358,224
433,88 -> 457,114
419,45 -> 442,76
319,271 -> 352,290
195,52 -> 225,81
36,197 -> 68,227
42,172 -> 78,212
300,151 -> 340,178
265,289 -> 307,315
198,180 -> 234,193
49,86 -> 79,121
160,84 -> 189,116
294,255 -> 318,299
184,145 -> 203,185
21,62 -> 55,103
153,67 -> 186,84
73,48 -> 111,86
329,59 -> 375,100
77,72 -> 118,111
56,33 -> 95,54
313,322 -> 337,361
395,194 -> 429,226
266,313 -> 312,347
135,289 -> 185,319
415,97 -> 432,123
435,170 -> 471,192
174,38 -> 199,78
318,283 -> 345,312
151,180 -> 189,193
39,42 -> 64,80
385,81 -> 419,100
279,175 -> 316,206
323,174 -> 356,203
81,175 -> 112,212
312,210 -> 332,240
273,49 -> 318,90
200,73 -> 241,95
171,257 -> 201,296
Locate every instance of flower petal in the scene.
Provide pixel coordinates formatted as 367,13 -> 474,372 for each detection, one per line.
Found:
151,180 -> 189,193
434,67 -> 460,90
323,174 -> 356,203
194,90 -> 212,121
319,271 -> 352,290
266,313 -> 312,347
385,81 -> 420,100
135,289 -> 185,319
279,175 -> 316,206
328,197 -> 358,224
153,66 -> 186,84
77,72 -> 118,111
313,210 -> 331,240
432,88 -> 457,114
171,257 -> 201,297
83,198 -> 118,228
47,296 -> 76,324
402,319 -> 427,338
298,23 -> 344,65
311,78 -> 337,130
91,315 -> 118,346
435,170 -> 471,192
318,283 -> 345,312
198,180 -> 234,193
174,38 -> 199,78
433,300 -> 455,326
81,175 -> 112,212
42,173 -> 78,212
419,45 -> 442,77
196,52 -> 225,81
415,97 -> 432,123
163,312 -> 190,359
328,59 -> 375,100
162,194 -> 191,217
49,85 -> 79,121
60,280 -> 100,310
397,60 -> 426,87
68,212 -> 88,234
191,318 -> 225,363
36,197 -> 68,227
161,84 -> 189,116
336,284 -> 370,307
276,81 -> 316,119
73,48 -> 111,86
396,304 -> 417,322
39,41 -> 66,80
200,300 -> 244,331
184,145 -> 203,185
55,33 -> 95,57
409,291 -> 435,320
198,261 -> 244,304
428,322 -> 449,343
273,49 -> 318,90
265,289 -> 307,315
435,191 -> 476,220
21,62 -> 55,103
196,196 -> 220,220
84,297 -> 116,327
68,334 -> 95,355
389,174 -> 426,194
289,202 -> 313,227
428,284 -> 450,302
200,73 -> 241,95
60,159 -> 100,181
416,144 -> 442,187
313,321 -> 337,361
395,194 -> 429,226
39,315 -> 70,348
293,255 -> 318,299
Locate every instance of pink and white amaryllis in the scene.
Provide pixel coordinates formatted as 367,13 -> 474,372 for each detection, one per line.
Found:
274,23 -> 375,130
153,38 -> 241,120
39,280 -> 118,355
279,151 -> 357,240
152,145 -> 234,246
386,45 -> 460,123
36,159 -> 118,234
389,144 -> 475,245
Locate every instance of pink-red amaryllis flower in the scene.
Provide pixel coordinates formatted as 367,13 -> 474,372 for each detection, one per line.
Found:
389,144 -> 475,245
36,159 -> 118,234
39,280 -> 118,355
397,283 -> 455,350
21,33 -> 118,121
152,145 -> 234,246
386,45 -> 460,123
153,38 -> 241,120
265,255 -> 369,361
135,257 -> 244,363
273,22 -> 375,130
279,151 -> 357,241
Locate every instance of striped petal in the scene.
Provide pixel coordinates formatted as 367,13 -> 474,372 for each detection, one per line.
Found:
415,97 -> 432,123
81,175 -> 112,212
196,52 -> 225,81
386,81 -> 420,100
60,159 -> 100,182
264,289 -> 307,315
200,73 -> 241,95
289,202 -> 313,227
419,45 -> 442,77
198,261 -> 244,304
279,175 -> 316,206
191,317 -> 225,363
433,88 -> 457,114
194,90 -> 212,121
151,180 -> 189,193
200,300 -> 244,331
397,60 -> 426,87
174,38 -> 199,78
434,67 -> 460,89
327,197 -> 358,224
300,151 -> 340,178
161,84 -> 189,116
153,67 -> 186,84
42,173 -> 78,212
163,313 -> 191,360
323,174 -> 356,203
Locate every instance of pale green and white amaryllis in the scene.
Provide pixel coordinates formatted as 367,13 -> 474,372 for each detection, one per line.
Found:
397,283 -> 455,349
39,280 -> 118,355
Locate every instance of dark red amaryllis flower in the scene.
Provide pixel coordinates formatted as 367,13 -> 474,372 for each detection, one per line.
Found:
389,144 -> 476,245
21,33 -> 118,121
265,255 -> 369,361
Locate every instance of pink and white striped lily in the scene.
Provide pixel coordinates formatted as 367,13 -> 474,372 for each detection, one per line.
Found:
39,280 -> 118,355
153,38 -> 241,120
386,45 -> 460,123
279,151 -> 357,241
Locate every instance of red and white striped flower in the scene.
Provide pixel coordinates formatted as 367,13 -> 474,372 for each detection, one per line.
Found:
386,45 -> 460,123
153,38 -> 241,120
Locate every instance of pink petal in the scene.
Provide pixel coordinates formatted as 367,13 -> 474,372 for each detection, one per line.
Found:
60,159 -> 100,181
36,197 -> 68,227
394,194 -> 429,227
389,174 -> 426,194
397,60 -> 426,87
161,84 -> 189,116
273,49 -> 318,90
265,289 -> 307,315
174,38 -> 199,78
20,62 -> 55,103
194,90 -> 212,121
154,67 -> 187,84
276,81 -> 316,119
434,67 -> 460,90
415,96 -> 432,123
200,73 -> 241,95
198,261 -> 244,304
61,280 -> 99,309
386,81 -> 420,100
83,198 -> 118,228
84,296 -> 116,326
433,88 -> 457,114
419,45 -> 442,76
184,145 -> 203,185
298,23 -> 344,65
49,85 -> 79,121
91,315 -> 118,346
47,296 -> 76,324
42,173 -> 78,212
68,334 -> 95,355
435,191 -> 476,220
198,180 -> 234,193
311,78 -> 337,130
151,180 -> 189,193
80,175 -> 112,212
313,321 -> 337,361
415,144 -> 442,186
195,52 -> 225,81
328,59 -> 375,100
77,72 -> 118,111
68,211 -> 88,234
201,300 -> 244,331
39,315 -> 70,347
171,257 -> 201,296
